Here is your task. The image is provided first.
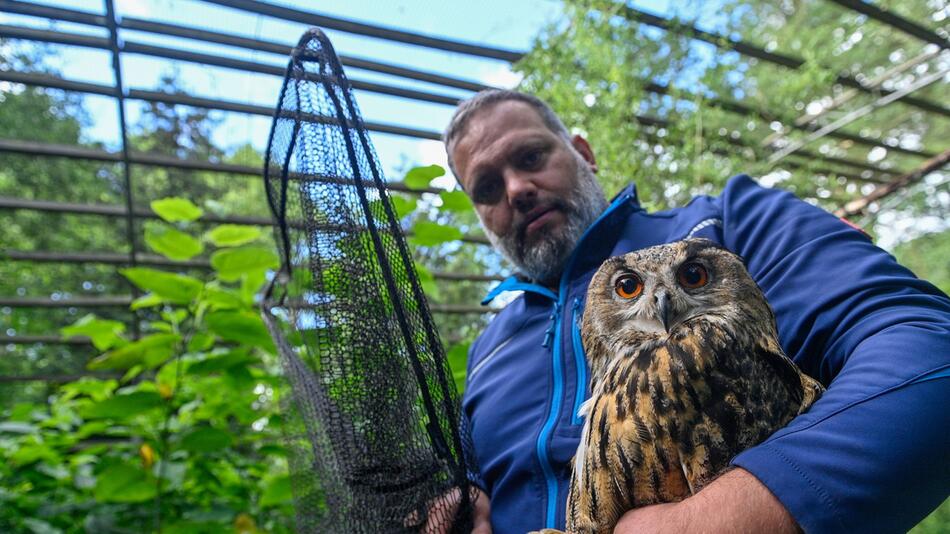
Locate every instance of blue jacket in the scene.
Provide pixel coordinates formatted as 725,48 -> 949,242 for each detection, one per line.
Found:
462,175 -> 950,533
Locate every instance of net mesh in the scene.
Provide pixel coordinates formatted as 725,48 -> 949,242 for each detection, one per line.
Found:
259,28 -> 479,533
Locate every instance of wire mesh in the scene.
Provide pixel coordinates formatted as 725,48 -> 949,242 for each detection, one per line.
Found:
259,28 -> 479,533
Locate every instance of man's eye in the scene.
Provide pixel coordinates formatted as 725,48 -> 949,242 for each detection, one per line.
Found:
473,178 -> 502,204
520,150 -> 543,169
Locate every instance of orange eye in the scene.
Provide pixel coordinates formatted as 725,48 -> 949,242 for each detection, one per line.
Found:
614,274 -> 643,299
677,262 -> 708,289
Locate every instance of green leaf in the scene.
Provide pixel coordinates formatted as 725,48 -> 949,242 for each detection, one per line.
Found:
145,222 -> 204,260
120,268 -> 203,304
10,437 -> 58,466
210,247 -> 279,282
0,421 -> 38,434
61,314 -> 126,350
187,351 -> 257,375
60,377 -> 117,401
180,426 -> 233,453
22,518 -> 63,534
87,333 -> 180,371
414,261 -> 439,299
151,197 -> 203,222
240,269 -> 267,304
82,391 -> 163,419
439,190 -> 473,213
260,475 -> 293,507
186,332 -> 215,353
201,286 -> 244,311
94,463 -> 157,503
403,164 -> 445,189
154,461 -> 186,491
122,365 -> 144,382
446,342 -> 471,393
206,311 -> 275,353
205,225 -> 261,247
410,221 -> 464,247
389,195 -> 418,219
75,420 -> 111,439
131,293 -> 164,310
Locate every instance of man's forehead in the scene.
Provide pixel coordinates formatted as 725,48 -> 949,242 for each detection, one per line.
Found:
452,101 -> 554,181
459,100 -> 548,140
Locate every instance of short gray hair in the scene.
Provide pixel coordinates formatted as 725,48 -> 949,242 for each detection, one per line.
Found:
443,89 -> 572,180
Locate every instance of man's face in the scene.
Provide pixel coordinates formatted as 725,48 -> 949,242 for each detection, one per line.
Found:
450,100 -> 607,283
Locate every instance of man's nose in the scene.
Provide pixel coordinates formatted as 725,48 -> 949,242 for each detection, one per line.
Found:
504,171 -> 538,212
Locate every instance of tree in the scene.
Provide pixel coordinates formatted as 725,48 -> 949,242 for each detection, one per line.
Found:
516,0 -> 948,224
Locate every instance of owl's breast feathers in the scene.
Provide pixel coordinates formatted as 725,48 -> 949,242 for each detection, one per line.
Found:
568,316 -> 822,533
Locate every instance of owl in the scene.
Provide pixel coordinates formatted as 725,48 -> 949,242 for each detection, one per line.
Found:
537,238 -> 823,534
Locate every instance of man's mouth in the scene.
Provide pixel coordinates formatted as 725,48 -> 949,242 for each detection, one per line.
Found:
522,206 -> 560,238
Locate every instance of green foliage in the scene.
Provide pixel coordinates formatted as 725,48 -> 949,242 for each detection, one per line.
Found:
205,225 -> 262,247
210,247 -> 279,282
892,230 -> 950,295
93,462 -> 158,503
2,42 -> 486,533
259,476 -> 293,508
911,498 -> 950,534
145,221 -> 205,260
86,333 -> 181,371
439,190 -> 474,213
410,220 -> 465,247
205,311 -> 275,353
1,196 -> 293,532
403,164 -> 445,189
120,267 -> 204,304
389,194 -> 419,219
180,426 -> 234,453
60,315 -> 126,351
516,0 -> 949,226
151,197 -> 204,222
82,390 -> 164,419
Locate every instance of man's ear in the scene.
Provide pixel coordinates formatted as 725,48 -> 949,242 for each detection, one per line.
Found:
571,135 -> 598,173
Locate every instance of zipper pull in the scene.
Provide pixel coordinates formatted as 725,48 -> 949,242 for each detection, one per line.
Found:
541,302 -> 560,348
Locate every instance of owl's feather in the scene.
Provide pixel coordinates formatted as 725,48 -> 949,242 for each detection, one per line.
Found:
536,239 -> 823,534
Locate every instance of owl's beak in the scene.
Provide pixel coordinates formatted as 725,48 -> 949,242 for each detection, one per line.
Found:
655,290 -> 672,332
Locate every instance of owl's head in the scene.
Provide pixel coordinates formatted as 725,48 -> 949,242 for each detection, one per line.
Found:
581,239 -> 775,374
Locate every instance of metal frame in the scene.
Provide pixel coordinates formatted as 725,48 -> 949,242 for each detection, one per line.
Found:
619,4 -> 950,118
1,0 -> 947,380
827,0 -> 950,49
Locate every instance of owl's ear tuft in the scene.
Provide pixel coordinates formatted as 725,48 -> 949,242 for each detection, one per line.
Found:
681,239 -> 748,266
681,238 -> 725,256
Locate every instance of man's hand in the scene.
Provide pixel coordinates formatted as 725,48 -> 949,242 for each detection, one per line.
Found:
417,486 -> 492,534
613,468 -> 800,534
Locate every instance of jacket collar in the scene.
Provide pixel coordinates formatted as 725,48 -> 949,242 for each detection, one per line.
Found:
482,184 -> 641,304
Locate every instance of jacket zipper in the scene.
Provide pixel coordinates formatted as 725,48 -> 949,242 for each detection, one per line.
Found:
571,298 -> 587,425
536,299 -> 562,528
535,193 -> 632,528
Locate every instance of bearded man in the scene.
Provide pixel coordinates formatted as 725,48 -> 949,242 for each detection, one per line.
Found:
437,89 -> 950,534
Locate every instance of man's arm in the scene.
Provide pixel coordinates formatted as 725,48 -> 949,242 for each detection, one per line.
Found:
614,468 -> 799,534
711,175 -> 950,532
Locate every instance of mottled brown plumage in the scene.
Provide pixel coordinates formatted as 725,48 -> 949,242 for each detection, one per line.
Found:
537,239 -> 823,534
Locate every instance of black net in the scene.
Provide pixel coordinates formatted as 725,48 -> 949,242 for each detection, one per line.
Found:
259,28 -> 479,533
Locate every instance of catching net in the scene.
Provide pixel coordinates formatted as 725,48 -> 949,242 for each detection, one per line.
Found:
260,28 -> 479,533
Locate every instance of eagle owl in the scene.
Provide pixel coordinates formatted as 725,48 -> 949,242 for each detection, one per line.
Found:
537,238 -> 823,534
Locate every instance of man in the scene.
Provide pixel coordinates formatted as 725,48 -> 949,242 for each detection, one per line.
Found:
441,89 -> 950,534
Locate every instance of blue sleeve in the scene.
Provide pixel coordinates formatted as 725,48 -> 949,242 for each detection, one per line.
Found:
718,175 -> 950,533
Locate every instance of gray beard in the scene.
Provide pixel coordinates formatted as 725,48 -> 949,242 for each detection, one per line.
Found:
482,154 -> 608,285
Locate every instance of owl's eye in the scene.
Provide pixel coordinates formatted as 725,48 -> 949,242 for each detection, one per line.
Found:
677,262 -> 708,289
614,274 -> 644,299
